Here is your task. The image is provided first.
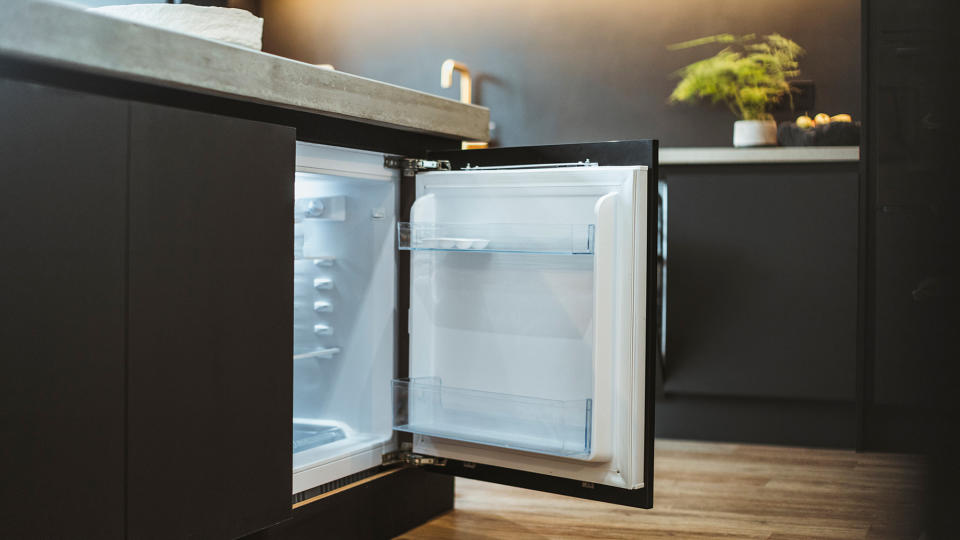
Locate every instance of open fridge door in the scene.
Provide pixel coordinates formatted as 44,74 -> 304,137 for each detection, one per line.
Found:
393,141 -> 658,507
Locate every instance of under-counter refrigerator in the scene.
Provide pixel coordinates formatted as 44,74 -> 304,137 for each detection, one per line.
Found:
290,139 -> 658,510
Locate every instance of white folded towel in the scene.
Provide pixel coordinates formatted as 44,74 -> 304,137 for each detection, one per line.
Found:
90,4 -> 264,50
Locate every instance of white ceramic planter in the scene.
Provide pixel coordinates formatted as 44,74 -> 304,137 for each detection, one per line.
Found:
733,120 -> 778,147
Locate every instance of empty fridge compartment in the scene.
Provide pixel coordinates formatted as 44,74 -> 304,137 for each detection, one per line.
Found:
291,146 -> 399,494
398,222 -> 594,254
392,377 -> 593,458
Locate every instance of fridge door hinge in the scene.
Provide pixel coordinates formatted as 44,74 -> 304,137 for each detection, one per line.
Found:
381,451 -> 447,468
384,156 -> 452,177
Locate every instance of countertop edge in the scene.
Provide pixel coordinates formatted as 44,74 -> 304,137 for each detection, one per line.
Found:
659,146 -> 860,165
0,0 -> 490,142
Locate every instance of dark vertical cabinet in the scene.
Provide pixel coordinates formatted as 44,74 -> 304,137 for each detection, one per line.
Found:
0,77 -> 294,539
861,1 -> 957,535
126,104 -> 294,538
0,79 -> 127,539
868,0 -> 938,412
862,0 -> 956,451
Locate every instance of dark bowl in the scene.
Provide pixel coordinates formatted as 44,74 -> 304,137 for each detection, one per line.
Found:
778,121 -> 861,146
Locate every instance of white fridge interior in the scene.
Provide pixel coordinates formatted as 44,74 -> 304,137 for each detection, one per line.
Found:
292,144 -> 399,494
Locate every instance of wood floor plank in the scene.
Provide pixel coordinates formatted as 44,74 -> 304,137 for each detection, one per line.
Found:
396,439 -> 925,540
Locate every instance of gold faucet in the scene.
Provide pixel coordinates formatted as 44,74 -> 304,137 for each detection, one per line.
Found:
441,59 -> 472,105
441,59 -> 487,149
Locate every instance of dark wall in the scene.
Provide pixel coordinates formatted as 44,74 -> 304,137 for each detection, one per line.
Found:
261,0 -> 859,147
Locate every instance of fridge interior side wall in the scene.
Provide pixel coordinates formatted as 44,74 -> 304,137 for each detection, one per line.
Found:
291,143 -> 399,495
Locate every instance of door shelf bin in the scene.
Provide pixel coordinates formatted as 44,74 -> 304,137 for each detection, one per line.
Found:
397,222 -> 594,254
392,378 -> 592,458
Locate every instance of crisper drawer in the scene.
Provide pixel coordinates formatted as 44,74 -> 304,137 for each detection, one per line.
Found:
392,378 -> 593,458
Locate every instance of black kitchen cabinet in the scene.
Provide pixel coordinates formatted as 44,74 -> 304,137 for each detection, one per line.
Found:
861,0 -> 957,451
0,78 -> 127,539
0,76 -> 295,539
126,104 -> 295,539
657,161 -> 860,447
861,1 -> 957,535
663,163 -> 859,400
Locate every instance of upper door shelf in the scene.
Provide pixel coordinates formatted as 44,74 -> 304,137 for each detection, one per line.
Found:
397,222 -> 595,255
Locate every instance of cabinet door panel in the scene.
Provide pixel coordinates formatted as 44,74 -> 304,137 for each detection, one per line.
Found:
0,78 -> 126,538
127,103 -> 294,539
663,165 -> 858,401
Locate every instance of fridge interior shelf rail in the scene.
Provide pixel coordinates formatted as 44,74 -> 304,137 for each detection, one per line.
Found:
397,222 -> 595,255
392,377 -> 593,458
293,347 -> 341,361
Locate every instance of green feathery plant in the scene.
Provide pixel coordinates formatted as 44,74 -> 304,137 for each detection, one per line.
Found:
667,33 -> 804,120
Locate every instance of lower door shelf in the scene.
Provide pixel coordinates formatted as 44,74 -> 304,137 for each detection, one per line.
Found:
392,377 -> 592,458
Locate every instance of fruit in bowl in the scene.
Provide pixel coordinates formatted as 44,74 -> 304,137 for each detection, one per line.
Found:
795,113 -> 853,128
781,112 -> 859,146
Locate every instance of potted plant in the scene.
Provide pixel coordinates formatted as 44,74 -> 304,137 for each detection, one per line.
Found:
667,33 -> 805,147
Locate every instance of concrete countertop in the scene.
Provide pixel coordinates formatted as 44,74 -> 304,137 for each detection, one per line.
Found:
0,0 -> 489,141
660,146 -> 860,165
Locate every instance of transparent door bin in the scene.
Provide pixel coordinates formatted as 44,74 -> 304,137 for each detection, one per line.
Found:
397,222 -> 594,255
392,378 -> 592,458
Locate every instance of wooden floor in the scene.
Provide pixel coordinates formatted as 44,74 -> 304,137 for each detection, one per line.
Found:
397,439 -> 926,540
